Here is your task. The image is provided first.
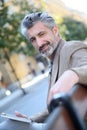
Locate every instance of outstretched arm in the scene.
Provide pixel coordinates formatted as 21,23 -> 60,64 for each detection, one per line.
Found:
47,70 -> 79,105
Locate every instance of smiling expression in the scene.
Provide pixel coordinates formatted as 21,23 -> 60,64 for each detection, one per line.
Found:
27,21 -> 59,57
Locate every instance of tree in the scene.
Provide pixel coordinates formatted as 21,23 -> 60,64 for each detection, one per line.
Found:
0,0 -> 42,56
58,17 -> 87,41
0,0 -> 42,87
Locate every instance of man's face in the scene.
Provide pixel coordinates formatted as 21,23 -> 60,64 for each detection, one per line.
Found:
27,21 -> 59,57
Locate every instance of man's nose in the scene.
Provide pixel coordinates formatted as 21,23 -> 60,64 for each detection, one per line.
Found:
36,38 -> 43,47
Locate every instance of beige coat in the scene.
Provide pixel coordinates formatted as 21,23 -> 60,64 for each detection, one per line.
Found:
49,39 -> 87,88
30,39 -> 87,123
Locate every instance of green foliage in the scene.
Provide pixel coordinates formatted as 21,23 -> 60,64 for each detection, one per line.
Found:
0,0 -> 42,56
58,17 -> 87,41
17,39 -> 37,56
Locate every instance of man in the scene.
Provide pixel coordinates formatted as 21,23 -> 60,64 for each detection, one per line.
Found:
0,12 -> 87,130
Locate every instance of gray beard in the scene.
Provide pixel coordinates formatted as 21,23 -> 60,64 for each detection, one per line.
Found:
40,42 -> 58,57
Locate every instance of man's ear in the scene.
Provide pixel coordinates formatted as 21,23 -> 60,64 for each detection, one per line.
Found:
52,26 -> 59,37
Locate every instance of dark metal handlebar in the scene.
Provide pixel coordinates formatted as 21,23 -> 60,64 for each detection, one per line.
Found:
48,93 -> 86,130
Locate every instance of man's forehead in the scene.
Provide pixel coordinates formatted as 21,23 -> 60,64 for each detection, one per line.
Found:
27,21 -> 48,37
29,21 -> 47,30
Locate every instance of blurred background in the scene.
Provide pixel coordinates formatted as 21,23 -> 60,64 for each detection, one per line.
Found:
0,0 -> 87,99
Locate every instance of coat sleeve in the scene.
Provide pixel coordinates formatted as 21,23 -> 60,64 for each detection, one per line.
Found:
70,48 -> 87,85
30,109 -> 49,123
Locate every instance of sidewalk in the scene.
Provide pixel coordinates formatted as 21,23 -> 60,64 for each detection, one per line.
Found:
0,72 -> 49,112
21,71 -> 49,89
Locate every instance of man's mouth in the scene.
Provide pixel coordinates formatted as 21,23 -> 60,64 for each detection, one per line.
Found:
39,42 -> 50,53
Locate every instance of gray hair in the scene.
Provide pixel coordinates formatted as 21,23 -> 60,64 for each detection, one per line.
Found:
20,12 -> 56,39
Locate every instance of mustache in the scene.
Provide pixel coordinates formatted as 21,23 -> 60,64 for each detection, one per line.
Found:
39,42 -> 50,52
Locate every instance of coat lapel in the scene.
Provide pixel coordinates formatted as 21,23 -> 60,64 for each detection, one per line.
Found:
50,39 -> 65,87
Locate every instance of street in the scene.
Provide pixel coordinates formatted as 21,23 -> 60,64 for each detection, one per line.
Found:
0,74 -> 49,123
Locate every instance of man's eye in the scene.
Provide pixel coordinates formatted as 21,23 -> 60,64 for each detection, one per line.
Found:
40,33 -> 44,35
39,33 -> 45,36
30,38 -> 35,42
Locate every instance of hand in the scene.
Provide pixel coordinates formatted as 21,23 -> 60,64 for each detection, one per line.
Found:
15,111 -> 29,119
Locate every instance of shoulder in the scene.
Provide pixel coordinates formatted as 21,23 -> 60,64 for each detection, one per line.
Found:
60,40 -> 87,58
64,40 -> 87,48
61,40 -> 87,53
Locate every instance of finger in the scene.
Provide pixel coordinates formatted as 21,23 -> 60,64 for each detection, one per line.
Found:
15,111 -> 27,118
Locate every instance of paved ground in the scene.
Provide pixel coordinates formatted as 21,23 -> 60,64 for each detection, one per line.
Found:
0,72 -> 49,123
